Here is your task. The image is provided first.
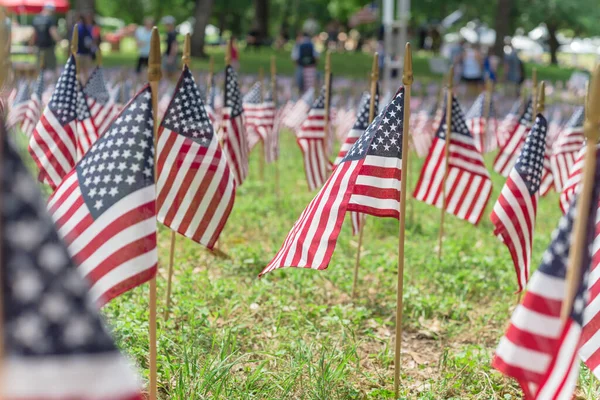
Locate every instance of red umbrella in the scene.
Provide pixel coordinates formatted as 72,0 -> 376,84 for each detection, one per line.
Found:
0,0 -> 69,14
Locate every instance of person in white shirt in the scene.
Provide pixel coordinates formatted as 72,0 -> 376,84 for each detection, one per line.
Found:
135,17 -> 153,75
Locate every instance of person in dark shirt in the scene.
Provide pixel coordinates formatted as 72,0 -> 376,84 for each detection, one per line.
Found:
162,16 -> 178,80
32,4 -> 60,75
77,13 -> 95,82
291,32 -> 318,93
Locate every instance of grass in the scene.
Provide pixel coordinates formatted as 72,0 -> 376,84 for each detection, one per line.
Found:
16,36 -> 583,83
83,129 -> 597,399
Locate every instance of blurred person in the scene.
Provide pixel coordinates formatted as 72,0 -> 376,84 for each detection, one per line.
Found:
483,48 -> 498,83
503,42 -> 525,96
292,32 -> 319,93
91,16 -> 101,58
77,13 -> 95,82
162,16 -> 178,80
32,4 -> 60,77
229,37 -> 239,70
459,43 -> 484,93
135,17 -> 153,75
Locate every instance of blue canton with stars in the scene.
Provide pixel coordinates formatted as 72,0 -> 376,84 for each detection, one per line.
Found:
311,86 -> 326,110
83,67 -> 110,105
48,56 -> 77,125
243,82 -> 262,105
353,89 -> 379,132
76,87 -> 154,219
162,66 -> 214,147
2,129 -> 117,357
76,81 -> 92,122
343,88 -> 404,162
537,154 -> 600,323
436,96 -> 472,140
225,65 -> 243,118
515,114 -> 547,194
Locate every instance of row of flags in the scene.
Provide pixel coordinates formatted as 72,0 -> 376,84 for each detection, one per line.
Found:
1,47 -> 596,399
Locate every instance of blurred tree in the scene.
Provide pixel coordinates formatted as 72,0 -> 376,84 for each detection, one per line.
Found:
493,0 -> 512,57
76,0 -> 95,13
191,0 -> 215,57
254,0 -> 269,42
515,0 -> 600,64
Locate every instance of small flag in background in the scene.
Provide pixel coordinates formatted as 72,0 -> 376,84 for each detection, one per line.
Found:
493,151 -> 600,399
1,125 -> 143,400
76,81 -> 100,158
243,82 -> 266,151
411,98 -> 439,158
283,88 -> 314,132
496,98 -> 522,148
413,95 -> 492,225
205,74 -> 218,126
260,89 -> 404,276
222,65 -> 249,186
261,88 -> 279,164
465,92 -> 497,153
551,106 -> 585,192
47,86 -> 157,306
6,81 -> 30,130
29,55 -> 78,190
83,67 -> 117,135
297,85 -> 332,191
490,114 -> 548,292
559,145 -> 589,214
157,66 -> 236,249
493,98 -> 533,177
21,72 -> 45,137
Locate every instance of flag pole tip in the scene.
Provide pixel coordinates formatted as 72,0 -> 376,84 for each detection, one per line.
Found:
537,81 -> 546,114
70,24 -> 78,56
182,33 -> 191,68
584,65 -> 600,141
402,43 -> 413,86
148,27 -> 162,82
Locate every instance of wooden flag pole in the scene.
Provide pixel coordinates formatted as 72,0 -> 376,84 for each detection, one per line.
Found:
163,34 -> 191,321
271,56 -> 280,199
324,51 -> 332,156
531,68 -> 538,123
207,55 -> 214,92
352,53 -> 378,299
258,67 -> 265,181
561,65 -> 600,319
438,65 -> 454,260
394,42 -> 413,399
148,27 -> 162,400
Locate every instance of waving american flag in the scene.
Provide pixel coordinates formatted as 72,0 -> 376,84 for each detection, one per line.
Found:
493,153 -> 600,399
29,56 -> 78,190
465,92 -> 497,153
551,106 -> 585,192
297,86 -> 332,191
21,72 -> 45,138
83,67 -> 117,135
491,114 -> 548,292
262,88 -> 279,164
157,66 -> 235,249
260,89 -> 404,276
76,81 -> 100,158
47,86 -> 157,306
2,126 -> 143,400
222,65 -> 249,186
494,98 -> 533,177
243,82 -> 265,151
413,95 -> 492,225
496,98 -> 522,148
6,80 -> 30,130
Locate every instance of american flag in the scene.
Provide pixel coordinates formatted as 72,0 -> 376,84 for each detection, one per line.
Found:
496,98 -> 522,148
21,72 -> 45,137
47,86 -> 157,306
83,67 -> 117,135
283,88 -> 314,132
2,128 -> 143,400
6,80 -> 30,130
413,95 -> 492,225
490,114 -> 548,292
259,89 -> 404,276
243,82 -> 265,151
559,146 -> 588,214
465,92 -> 498,154
29,56 -> 78,190
494,98 -> 532,177
493,156 -> 600,399
260,88 -> 278,163
551,106 -> 585,192
76,81 -> 100,158
297,85 -> 332,191
205,74 -> 218,126
411,98 -> 439,158
222,65 -> 249,186
157,66 -> 235,249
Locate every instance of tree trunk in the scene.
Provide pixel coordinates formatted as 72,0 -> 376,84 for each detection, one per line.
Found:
191,0 -> 215,58
493,0 -> 512,57
547,24 -> 560,65
76,0 -> 95,13
254,0 -> 269,43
